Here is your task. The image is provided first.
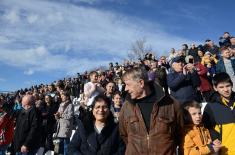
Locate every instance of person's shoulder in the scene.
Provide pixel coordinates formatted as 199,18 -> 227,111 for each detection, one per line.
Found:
159,94 -> 180,106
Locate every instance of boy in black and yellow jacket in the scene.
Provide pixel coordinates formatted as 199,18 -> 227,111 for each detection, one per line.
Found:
203,72 -> 235,155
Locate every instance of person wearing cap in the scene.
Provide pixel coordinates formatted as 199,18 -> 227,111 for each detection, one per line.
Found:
167,56 -> 201,104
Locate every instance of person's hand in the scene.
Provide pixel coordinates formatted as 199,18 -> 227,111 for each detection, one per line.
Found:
212,144 -> 221,153
186,64 -> 195,73
114,112 -> 119,118
54,112 -> 61,119
213,139 -> 221,146
212,139 -> 222,153
21,145 -> 28,153
183,65 -> 188,75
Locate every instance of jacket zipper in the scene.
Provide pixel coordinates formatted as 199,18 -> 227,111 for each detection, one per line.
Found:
136,104 -> 151,154
147,134 -> 150,150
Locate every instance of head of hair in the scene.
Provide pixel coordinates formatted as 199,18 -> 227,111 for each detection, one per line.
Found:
212,72 -> 233,87
183,100 -> 201,125
91,95 -> 111,110
82,94 -> 114,136
60,90 -> 71,102
112,91 -> 122,99
89,71 -> 97,77
122,66 -> 148,83
183,100 -> 201,110
45,94 -> 53,103
220,46 -> 229,52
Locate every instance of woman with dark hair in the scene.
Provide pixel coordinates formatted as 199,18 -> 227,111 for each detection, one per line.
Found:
54,91 -> 74,155
41,94 -> 59,152
68,95 -> 125,155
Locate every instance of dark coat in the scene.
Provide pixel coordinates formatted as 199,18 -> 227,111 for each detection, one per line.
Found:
188,48 -> 200,63
167,70 -> 201,103
14,107 -> 42,152
68,120 -> 125,155
41,103 -> 59,134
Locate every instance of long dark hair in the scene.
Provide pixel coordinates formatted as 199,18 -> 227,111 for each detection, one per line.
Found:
82,95 -> 115,136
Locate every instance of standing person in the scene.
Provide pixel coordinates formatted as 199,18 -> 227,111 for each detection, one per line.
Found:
104,81 -> 116,102
216,47 -> 235,91
68,95 -> 125,155
84,71 -> 105,107
119,67 -> 184,155
203,72 -> 235,155
14,95 -> 42,155
54,91 -> 74,155
186,55 -> 213,102
110,91 -> 123,122
182,101 -> 221,155
167,56 -> 201,103
41,95 -> 59,153
0,98 -> 14,155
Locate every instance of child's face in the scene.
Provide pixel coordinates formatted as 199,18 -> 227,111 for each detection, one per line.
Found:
214,82 -> 233,100
188,107 -> 202,125
112,94 -> 122,106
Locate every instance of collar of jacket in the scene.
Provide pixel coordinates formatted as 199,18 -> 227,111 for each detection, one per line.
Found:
212,92 -> 235,105
125,81 -> 165,105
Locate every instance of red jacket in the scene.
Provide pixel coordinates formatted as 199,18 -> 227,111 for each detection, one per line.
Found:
0,111 -> 14,145
194,63 -> 212,92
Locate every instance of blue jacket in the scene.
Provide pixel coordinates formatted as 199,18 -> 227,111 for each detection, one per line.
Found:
216,58 -> 235,75
68,120 -> 125,155
167,70 -> 201,103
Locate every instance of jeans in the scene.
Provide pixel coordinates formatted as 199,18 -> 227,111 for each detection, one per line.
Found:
0,145 -> 8,155
58,138 -> 70,155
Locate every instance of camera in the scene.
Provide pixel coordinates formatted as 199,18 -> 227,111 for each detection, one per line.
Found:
188,58 -> 194,64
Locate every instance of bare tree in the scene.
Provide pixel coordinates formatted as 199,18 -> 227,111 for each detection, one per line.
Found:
128,38 -> 153,61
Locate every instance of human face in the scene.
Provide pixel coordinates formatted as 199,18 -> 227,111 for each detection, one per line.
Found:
93,100 -> 109,122
22,96 -> 32,110
45,96 -> 51,104
113,94 -> 122,106
150,61 -> 157,69
188,107 -> 202,125
124,76 -> 145,99
222,49 -> 231,59
172,62 -> 184,72
106,82 -> 115,94
230,37 -> 235,45
61,93 -> 68,102
90,73 -> 98,83
198,50 -> 204,57
160,56 -> 166,63
214,82 -> 233,100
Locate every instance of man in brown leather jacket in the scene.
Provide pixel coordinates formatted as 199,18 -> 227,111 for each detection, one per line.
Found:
119,67 -> 184,155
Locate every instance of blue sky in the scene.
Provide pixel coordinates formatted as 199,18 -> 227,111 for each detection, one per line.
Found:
0,0 -> 234,91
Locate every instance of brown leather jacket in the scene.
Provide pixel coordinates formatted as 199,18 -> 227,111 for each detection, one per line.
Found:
119,83 -> 184,155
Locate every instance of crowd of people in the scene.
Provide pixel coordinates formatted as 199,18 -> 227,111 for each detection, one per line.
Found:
0,31 -> 235,155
